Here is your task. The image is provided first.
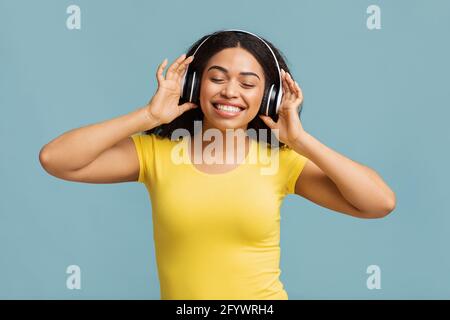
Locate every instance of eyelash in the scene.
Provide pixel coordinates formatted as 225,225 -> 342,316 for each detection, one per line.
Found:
211,78 -> 255,88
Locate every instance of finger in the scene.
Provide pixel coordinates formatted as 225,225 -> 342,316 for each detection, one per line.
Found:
290,75 -> 301,99
281,71 -> 291,98
176,55 -> 194,78
156,58 -> 168,85
178,101 -> 198,115
294,81 -> 303,100
290,79 -> 302,101
176,55 -> 194,72
166,53 -> 187,79
259,115 -> 277,129
285,72 -> 297,95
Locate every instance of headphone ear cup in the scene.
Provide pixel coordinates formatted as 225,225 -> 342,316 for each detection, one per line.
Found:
273,84 -> 283,116
267,84 -> 279,117
182,70 -> 202,105
259,84 -> 275,116
191,71 -> 201,105
181,69 -> 195,102
258,88 -> 269,116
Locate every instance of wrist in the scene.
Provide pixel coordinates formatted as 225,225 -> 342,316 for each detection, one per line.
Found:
135,105 -> 161,132
289,131 -> 311,154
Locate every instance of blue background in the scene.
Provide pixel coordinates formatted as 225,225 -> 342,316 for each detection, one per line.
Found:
1,0 -> 449,299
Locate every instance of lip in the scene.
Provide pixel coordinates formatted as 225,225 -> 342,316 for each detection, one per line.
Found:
212,102 -> 245,119
213,100 -> 246,109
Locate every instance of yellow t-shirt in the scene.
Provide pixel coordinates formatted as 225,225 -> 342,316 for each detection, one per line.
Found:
131,133 -> 308,300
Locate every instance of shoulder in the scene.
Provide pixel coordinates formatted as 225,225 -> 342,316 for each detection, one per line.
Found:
252,141 -> 308,167
276,146 -> 309,194
131,133 -> 178,148
278,145 -> 308,165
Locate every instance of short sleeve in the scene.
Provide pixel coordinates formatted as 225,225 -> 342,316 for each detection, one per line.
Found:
131,133 -> 155,184
281,148 -> 309,195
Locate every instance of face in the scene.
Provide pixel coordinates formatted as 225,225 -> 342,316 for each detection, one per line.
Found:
199,47 -> 266,132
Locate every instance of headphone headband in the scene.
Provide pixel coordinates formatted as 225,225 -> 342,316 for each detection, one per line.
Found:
192,29 -> 282,96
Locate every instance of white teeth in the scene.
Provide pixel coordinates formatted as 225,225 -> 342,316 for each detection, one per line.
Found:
215,104 -> 243,113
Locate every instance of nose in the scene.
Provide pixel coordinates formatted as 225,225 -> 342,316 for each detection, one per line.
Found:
220,79 -> 240,98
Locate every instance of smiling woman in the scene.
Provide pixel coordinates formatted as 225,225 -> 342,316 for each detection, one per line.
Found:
39,29 -> 395,301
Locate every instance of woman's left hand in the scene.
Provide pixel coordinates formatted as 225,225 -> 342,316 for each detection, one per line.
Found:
259,69 -> 306,147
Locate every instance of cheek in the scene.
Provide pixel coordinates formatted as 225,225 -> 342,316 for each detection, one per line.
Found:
198,82 -> 213,111
247,90 -> 265,114
199,81 -> 217,100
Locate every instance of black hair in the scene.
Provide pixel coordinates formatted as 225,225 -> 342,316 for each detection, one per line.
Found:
145,30 -> 302,149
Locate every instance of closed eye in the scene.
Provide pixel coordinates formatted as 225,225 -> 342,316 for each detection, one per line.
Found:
211,78 -> 255,88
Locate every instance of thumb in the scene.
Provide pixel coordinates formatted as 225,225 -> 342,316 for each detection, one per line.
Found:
259,115 -> 277,129
178,102 -> 198,114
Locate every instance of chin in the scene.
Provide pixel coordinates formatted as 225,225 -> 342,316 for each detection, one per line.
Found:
207,118 -> 248,131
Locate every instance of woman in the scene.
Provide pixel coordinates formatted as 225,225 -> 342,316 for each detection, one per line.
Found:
39,30 -> 396,300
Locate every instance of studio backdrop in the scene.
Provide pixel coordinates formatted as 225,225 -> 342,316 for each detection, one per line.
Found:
1,0 -> 449,299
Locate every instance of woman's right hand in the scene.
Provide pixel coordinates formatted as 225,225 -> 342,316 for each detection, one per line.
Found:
145,53 -> 197,125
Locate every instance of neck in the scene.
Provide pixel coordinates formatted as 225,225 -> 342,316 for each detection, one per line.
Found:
189,121 -> 250,164
203,121 -> 248,148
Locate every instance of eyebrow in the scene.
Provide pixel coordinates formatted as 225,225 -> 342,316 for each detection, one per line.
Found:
207,65 -> 261,80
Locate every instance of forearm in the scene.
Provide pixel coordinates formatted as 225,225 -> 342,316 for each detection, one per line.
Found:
291,132 -> 396,214
39,105 -> 159,172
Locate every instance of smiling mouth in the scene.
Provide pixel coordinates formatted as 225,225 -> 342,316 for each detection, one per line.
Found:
212,103 -> 246,113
